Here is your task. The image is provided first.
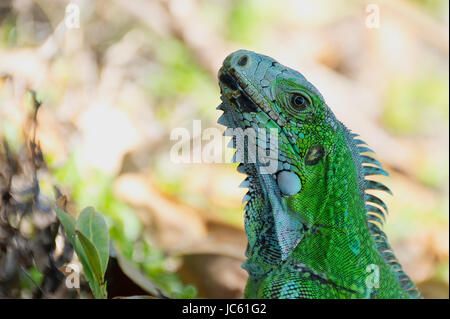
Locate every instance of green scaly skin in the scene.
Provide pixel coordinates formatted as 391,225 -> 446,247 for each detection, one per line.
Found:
217,50 -> 421,299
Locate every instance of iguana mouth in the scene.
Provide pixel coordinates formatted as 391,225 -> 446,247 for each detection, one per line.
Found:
217,67 -> 299,192
217,67 -> 280,177
217,68 -> 261,175
218,68 -> 260,114
217,65 -> 310,176
218,66 -> 306,262
217,67 -> 277,201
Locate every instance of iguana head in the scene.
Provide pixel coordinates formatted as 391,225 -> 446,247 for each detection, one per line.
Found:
218,50 -> 339,178
218,50 -> 349,260
218,49 -> 344,193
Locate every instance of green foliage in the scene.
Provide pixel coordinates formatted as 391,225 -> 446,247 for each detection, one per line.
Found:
0,15 -> 17,47
19,265 -> 44,294
53,154 -> 142,241
76,207 -> 110,276
52,152 -> 197,298
117,236 -> 192,297
407,0 -> 449,21
143,38 -> 218,117
414,155 -> 449,189
149,39 -> 206,95
173,285 -> 198,299
225,0 -> 276,45
382,73 -> 449,135
382,72 -> 449,189
55,206 -> 110,299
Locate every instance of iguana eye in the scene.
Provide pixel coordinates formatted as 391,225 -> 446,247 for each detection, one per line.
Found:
291,93 -> 310,110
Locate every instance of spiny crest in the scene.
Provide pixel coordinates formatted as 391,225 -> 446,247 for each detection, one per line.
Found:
353,134 -> 422,299
218,104 -> 254,207
226,130 -> 253,206
352,135 -> 391,227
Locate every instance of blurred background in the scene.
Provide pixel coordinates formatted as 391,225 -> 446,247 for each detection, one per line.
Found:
0,0 -> 448,298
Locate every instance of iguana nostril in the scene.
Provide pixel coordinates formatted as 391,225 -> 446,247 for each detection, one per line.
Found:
237,55 -> 248,66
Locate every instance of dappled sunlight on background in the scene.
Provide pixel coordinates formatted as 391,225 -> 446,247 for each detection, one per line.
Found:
0,0 -> 448,298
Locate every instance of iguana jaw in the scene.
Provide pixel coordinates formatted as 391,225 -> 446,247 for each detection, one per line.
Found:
218,51 -> 307,262
217,65 -> 284,189
217,84 -> 305,263
216,67 -> 269,182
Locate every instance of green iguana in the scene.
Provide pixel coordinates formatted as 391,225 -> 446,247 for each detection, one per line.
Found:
217,50 -> 421,299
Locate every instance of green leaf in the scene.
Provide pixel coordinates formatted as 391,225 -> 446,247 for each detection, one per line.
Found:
174,285 -> 197,299
55,207 -> 76,243
75,230 -> 107,299
76,207 -> 110,276
55,206 -> 109,298
55,207 -> 97,296
76,231 -> 103,284
115,246 -> 169,298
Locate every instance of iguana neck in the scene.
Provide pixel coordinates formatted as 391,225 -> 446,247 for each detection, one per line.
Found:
288,124 -> 401,297
244,123 -> 410,298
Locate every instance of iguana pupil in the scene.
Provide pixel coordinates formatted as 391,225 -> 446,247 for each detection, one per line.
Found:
291,94 -> 309,109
